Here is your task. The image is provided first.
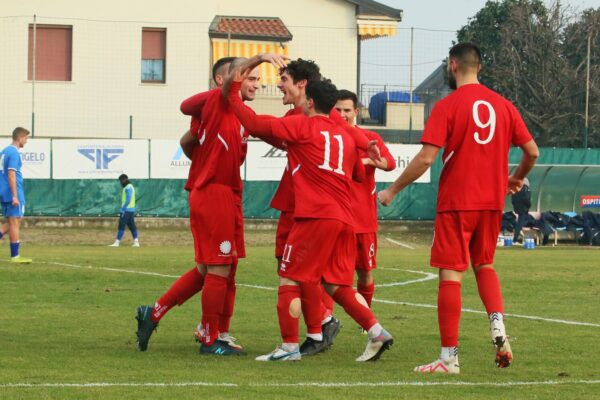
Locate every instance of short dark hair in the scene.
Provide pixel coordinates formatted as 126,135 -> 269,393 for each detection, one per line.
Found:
118,174 -> 128,181
12,127 -> 30,140
306,78 -> 338,114
280,59 -> 321,83
337,89 -> 358,109
449,42 -> 482,71
212,57 -> 237,81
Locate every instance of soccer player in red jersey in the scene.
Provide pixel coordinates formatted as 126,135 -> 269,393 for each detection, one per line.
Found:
228,73 -> 393,362
335,90 -> 396,313
272,60 -> 343,354
378,43 -> 539,373
135,55 -> 286,354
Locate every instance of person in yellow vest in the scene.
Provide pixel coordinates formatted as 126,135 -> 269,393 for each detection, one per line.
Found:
109,174 -> 139,247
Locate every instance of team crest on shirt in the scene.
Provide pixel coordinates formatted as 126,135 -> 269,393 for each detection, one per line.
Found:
219,240 -> 232,255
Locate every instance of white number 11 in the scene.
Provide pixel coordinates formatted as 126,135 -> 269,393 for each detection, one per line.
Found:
318,131 -> 345,175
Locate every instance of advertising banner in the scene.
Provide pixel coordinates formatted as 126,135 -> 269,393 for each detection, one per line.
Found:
375,144 -> 430,183
52,139 -> 149,179
0,139 -> 51,179
150,140 -> 191,179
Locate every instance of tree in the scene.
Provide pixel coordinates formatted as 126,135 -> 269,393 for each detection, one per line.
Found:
457,0 -> 600,147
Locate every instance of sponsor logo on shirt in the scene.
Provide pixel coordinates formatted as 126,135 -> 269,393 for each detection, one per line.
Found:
581,195 -> 600,208
219,240 -> 232,255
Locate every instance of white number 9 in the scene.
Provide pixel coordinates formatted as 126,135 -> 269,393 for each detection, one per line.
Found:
472,100 -> 496,145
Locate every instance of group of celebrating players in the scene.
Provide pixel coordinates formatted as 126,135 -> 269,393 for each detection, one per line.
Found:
135,42 -> 539,374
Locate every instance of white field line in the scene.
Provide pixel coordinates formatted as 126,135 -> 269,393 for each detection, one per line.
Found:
1,380 -> 599,389
377,269 -> 437,287
14,260 -> 600,328
385,237 -> 416,250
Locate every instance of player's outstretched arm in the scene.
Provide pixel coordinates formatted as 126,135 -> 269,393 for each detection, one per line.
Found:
221,53 -> 288,100
227,80 -> 274,137
378,143 -> 440,206
180,89 -> 217,116
508,139 -> 539,194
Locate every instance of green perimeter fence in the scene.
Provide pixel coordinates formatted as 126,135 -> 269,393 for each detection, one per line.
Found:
22,147 -> 600,220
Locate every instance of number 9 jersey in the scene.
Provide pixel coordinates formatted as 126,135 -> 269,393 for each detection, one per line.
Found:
421,83 -> 533,212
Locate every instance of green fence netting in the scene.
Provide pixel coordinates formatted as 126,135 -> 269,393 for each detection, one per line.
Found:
23,147 -> 600,220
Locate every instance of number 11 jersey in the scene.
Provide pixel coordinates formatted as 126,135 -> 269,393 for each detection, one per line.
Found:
421,83 -> 533,212
269,114 -> 362,225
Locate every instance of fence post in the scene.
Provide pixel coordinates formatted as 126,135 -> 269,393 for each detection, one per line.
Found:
31,14 -> 37,137
129,115 -> 133,139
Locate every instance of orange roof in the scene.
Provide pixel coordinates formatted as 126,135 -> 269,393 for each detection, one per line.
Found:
209,16 -> 293,42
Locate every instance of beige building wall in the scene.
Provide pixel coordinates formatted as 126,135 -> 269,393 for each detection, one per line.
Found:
0,0 -> 358,139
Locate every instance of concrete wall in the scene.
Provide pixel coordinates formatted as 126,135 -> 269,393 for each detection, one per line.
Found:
0,0 -> 358,139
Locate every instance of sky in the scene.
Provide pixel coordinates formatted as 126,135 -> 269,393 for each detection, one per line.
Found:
361,0 -> 600,89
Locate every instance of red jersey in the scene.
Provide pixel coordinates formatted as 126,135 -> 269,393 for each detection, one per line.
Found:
350,128 -> 396,233
183,89 -> 219,192
270,107 -> 303,212
269,115 -> 361,225
421,83 -> 532,212
191,90 -> 246,196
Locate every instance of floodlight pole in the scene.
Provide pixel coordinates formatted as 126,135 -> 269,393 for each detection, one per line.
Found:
584,33 -> 591,148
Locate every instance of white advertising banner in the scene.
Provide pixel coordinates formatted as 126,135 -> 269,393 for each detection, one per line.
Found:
52,139 -> 149,179
150,140 -> 191,179
375,144 -> 430,183
244,141 -> 430,183
0,139 -> 51,179
243,140 -> 288,181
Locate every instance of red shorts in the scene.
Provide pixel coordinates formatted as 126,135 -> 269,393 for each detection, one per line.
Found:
355,232 -> 377,271
275,211 -> 294,258
278,218 -> 356,286
235,201 -> 246,259
189,184 -> 239,265
431,210 -> 502,271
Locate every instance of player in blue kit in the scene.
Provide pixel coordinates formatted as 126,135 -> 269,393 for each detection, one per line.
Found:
0,127 -> 33,263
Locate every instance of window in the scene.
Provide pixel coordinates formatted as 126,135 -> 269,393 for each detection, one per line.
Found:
28,24 -> 72,81
141,28 -> 166,83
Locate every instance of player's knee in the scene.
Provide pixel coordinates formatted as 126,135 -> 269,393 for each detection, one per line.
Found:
288,298 -> 302,318
473,263 -> 494,274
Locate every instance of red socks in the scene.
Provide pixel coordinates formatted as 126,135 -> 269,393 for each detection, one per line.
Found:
277,285 -> 301,343
321,285 -> 335,320
152,267 -> 204,322
299,282 -> 324,335
357,281 -> 375,307
201,274 -> 229,345
475,267 -> 504,315
332,286 -> 378,331
219,263 -> 238,333
438,280 -> 461,347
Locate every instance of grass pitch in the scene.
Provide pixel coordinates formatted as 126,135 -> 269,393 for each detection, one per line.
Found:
0,226 -> 599,399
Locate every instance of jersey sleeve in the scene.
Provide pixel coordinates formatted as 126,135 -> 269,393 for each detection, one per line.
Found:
509,104 -> 533,146
180,89 -> 219,116
352,150 -> 366,183
269,116 -> 305,142
421,101 -> 448,147
228,81 -> 274,136
5,149 -> 19,171
374,133 -> 396,171
329,109 -> 369,149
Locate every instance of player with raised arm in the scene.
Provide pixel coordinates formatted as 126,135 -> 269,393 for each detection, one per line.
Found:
335,90 -> 396,316
378,42 -> 539,374
135,55 -> 286,354
228,73 -> 393,362
272,59 -> 342,355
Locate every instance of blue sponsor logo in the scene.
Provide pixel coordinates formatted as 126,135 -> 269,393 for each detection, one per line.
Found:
171,146 -> 191,167
78,148 -> 124,170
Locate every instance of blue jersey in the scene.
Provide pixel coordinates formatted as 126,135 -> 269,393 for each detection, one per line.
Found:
0,145 -> 25,204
